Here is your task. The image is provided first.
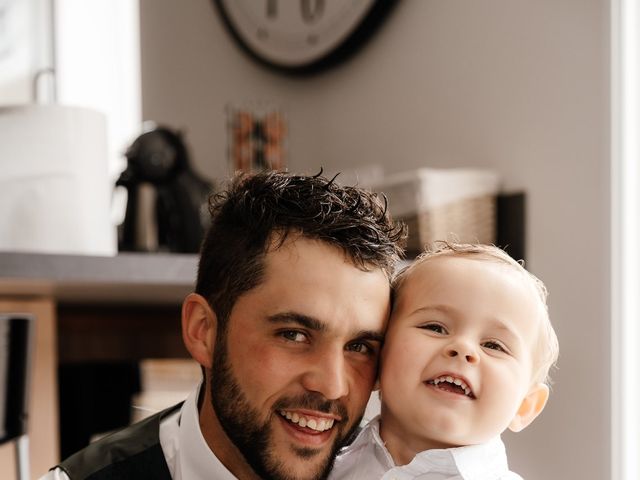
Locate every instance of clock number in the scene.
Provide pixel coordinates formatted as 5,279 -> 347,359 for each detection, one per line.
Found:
301,0 -> 324,24
264,0 -> 325,23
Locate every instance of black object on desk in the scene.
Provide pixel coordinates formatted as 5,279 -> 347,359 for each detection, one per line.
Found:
116,126 -> 213,253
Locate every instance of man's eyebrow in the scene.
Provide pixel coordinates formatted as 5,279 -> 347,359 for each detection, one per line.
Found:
266,314 -> 385,343
266,312 -> 326,332
352,330 -> 385,344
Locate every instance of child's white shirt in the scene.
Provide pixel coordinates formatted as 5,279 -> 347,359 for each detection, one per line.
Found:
329,416 -> 523,480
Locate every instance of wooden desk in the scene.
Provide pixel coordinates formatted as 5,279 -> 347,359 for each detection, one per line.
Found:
0,252 -> 197,479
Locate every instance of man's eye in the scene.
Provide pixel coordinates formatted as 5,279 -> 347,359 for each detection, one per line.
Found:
346,342 -> 372,355
482,340 -> 507,353
280,330 -> 307,343
419,323 -> 447,334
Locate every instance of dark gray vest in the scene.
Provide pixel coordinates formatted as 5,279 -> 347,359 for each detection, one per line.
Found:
57,403 -> 182,479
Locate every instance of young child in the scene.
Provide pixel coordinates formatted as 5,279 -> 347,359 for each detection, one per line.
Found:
330,243 -> 559,479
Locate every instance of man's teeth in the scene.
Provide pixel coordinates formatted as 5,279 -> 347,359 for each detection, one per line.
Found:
279,410 -> 335,432
431,375 -> 473,397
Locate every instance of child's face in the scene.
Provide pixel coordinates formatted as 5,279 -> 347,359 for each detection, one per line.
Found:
380,256 -> 548,453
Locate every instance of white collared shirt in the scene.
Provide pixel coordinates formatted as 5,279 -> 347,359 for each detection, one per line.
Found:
40,385 -> 237,480
329,417 -> 523,480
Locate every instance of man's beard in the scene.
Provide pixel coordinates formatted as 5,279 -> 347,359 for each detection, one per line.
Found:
209,332 -> 361,480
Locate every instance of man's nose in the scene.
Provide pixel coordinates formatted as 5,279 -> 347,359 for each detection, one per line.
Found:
444,338 -> 479,364
300,348 -> 349,400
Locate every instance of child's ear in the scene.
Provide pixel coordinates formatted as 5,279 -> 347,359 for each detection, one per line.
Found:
182,293 -> 217,369
508,383 -> 550,433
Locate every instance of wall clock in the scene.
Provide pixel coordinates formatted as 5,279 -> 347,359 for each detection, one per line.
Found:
213,0 -> 399,74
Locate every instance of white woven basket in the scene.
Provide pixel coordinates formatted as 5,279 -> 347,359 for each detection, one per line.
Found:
372,169 -> 500,254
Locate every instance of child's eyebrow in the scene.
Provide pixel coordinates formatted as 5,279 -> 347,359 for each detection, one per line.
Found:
407,305 -> 455,317
486,318 -> 522,342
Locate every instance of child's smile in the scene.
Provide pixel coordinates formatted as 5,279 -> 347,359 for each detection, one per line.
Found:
425,373 -> 475,399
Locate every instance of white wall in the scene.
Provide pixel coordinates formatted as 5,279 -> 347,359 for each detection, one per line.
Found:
0,0 -> 53,104
54,0 -> 142,178
140,1 -> 611,478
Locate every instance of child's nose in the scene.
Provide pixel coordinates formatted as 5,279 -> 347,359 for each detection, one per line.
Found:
445,341 -> 479,364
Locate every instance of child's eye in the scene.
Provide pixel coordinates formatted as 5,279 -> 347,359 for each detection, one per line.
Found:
482,340 -> 507,353
419,323 -> 448,334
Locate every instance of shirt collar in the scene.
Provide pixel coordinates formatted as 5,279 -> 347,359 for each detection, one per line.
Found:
448,437 -> 510,480
340,416 -> 396,470
346,416 -> 511,480
177,384 -> 238,480
402,438 -> 509,479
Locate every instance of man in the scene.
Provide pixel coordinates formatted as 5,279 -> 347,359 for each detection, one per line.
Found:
43,170 -> 406,480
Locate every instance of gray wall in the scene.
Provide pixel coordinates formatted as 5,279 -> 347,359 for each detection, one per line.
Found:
140,1 -> 611,478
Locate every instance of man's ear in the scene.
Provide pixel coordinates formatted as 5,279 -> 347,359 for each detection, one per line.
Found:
182,293 -> 217,369
508,383 -> 550,433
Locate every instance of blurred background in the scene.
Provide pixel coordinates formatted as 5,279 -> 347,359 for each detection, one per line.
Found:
0,1 -> 637,479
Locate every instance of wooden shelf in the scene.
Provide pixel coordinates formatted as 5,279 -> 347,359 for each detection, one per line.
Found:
0,251 -> 198,305
0,251 -> 199,478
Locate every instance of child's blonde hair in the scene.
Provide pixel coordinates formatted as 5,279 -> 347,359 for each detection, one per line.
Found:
392,242 -> 559,386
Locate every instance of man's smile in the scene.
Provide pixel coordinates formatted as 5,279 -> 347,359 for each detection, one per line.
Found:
276,409 -> 340,447
279,410 -> 337,432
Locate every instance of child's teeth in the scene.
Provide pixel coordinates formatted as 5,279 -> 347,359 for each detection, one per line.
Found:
430,375 -> 473,397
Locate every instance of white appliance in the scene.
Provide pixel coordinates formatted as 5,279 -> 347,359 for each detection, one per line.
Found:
0,105 -> 117,255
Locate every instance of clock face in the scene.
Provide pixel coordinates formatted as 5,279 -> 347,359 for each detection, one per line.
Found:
214,0 -> 397,73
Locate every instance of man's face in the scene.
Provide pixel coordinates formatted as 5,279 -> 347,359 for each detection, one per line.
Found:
380,256 -> 542,457
210,236 -> 390,480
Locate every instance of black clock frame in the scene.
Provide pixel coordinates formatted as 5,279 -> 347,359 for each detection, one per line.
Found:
213,0 -> 400,75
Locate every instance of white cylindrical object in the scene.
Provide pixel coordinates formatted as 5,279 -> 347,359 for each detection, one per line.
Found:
0,105 -> 116,255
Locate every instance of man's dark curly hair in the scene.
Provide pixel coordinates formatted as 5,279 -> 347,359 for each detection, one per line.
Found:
195,170 -> 406,330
